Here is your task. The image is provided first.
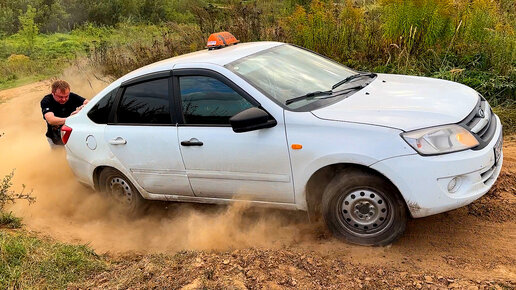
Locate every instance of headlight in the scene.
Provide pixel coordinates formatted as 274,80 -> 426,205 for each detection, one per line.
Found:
401,124 -> 479,155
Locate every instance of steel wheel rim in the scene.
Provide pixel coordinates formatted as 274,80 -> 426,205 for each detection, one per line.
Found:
337,189 -> 394,237
109,177 -> 133,205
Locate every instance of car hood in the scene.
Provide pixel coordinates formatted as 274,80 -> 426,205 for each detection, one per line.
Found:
311,74 -> 479,131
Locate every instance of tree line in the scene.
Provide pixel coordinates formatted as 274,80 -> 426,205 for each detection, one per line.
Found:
0,0 -> 204,36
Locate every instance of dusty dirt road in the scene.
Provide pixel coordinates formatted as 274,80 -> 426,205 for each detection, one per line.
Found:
0,76 -> 515,289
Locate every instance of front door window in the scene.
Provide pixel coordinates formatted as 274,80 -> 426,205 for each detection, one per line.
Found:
179,76 -> 254,125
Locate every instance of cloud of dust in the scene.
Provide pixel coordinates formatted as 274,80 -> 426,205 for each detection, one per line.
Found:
0,65 -> 318,254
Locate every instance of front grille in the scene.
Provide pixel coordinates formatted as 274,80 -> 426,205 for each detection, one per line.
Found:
460,95 -> 497,150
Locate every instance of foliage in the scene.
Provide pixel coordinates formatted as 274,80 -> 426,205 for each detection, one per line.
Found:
0,170 -> 35,212
494,106 -> 516,134
91,23 -> 204,78
17,5 -> 39,55
0,231 -> 105,288
0,211 -> 22,229
0,0 -> 197,35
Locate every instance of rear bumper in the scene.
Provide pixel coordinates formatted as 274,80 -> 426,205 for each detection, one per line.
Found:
371,116 -> 503,218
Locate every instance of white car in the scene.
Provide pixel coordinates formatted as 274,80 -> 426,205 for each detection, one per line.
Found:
62,36 -> 503,246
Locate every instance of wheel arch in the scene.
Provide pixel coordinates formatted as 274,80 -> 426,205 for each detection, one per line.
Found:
92,166 -> 109,191
305,163 -> 409,220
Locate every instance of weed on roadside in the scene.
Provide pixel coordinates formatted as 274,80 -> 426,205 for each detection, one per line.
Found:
0,212 -> 22,229
0,170 -> 35,211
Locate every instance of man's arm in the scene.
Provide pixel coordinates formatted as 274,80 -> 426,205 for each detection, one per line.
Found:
44,112 -> 66,126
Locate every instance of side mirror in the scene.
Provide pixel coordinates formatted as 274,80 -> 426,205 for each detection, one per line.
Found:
229,107 -> 277,133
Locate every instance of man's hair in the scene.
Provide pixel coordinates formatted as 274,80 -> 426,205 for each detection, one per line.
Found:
51,80 -> 70,93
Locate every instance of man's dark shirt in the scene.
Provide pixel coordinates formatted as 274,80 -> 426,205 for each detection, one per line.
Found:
40,92 -> 85,145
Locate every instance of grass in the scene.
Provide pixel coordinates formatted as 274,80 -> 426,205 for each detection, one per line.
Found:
494,106 -> 516,134
0,73 -> 53,91
0,212 -> 22,229
0,230 -> 105,289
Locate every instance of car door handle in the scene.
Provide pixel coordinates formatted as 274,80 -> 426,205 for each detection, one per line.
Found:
181,138 -> 203,146
109,137 -> 127,145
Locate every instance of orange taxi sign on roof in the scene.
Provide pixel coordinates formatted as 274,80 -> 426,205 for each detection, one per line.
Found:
206,32 -> 239,49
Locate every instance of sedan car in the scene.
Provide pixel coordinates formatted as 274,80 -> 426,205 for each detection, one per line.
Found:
62,33 -> 503,246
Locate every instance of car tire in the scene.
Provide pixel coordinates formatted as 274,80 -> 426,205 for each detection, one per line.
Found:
322,169 -> 407,246
98,168 -> 147,216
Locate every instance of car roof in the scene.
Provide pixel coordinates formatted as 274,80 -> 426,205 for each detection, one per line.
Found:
119,41 -> 284,83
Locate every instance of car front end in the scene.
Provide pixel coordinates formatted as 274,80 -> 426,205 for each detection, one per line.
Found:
371,96 -> 503,217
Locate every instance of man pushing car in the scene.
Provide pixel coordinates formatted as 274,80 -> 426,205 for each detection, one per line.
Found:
40,80 -> 88,148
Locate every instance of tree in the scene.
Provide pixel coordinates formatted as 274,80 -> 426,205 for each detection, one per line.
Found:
18,5 -> 39,55
0,6 -> 17,35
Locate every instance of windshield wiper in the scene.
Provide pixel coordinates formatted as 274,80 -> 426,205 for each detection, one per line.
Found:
285,85 -> 365,106
332,72 -> 377,90
285,90 -> 332,105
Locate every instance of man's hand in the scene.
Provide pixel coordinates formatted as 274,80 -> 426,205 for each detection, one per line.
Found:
71,104 -> 86,115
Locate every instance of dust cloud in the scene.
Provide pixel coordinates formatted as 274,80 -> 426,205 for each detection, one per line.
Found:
0,65 -> 316,254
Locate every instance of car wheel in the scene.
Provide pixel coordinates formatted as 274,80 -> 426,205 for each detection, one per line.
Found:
322,169 -> 407,246
98,168 -> 147,215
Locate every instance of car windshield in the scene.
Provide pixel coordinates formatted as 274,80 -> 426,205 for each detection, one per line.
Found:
226,44 -> 356,110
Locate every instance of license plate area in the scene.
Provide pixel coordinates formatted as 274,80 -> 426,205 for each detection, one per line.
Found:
494,132 -> 503,165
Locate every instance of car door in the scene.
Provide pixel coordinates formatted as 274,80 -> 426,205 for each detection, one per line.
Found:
104,73 -> 193,196
174,69 -> 294,203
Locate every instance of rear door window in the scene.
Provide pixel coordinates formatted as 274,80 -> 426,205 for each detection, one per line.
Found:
116,78 -> 172,125
87,88 -> 117,124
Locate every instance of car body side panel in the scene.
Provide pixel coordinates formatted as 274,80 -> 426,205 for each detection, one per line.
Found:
173,63 -> 295,203
283,111 -> 416,210
64,116 -> 109,186
104,125 -> 194,196
178,126 -> 294,203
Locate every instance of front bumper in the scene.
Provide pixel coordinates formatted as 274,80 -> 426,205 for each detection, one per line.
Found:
371,116 -> 503,218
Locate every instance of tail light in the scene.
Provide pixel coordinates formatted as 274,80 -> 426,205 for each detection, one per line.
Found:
61,125 -> 73,145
